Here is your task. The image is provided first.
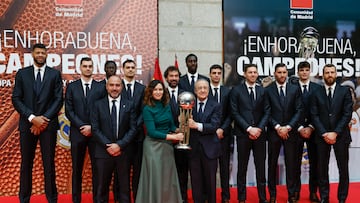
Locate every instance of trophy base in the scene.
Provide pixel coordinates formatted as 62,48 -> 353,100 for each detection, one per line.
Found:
175,144 -> 192,150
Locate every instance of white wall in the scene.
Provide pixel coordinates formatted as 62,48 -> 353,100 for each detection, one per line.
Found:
158,0 -> 223,77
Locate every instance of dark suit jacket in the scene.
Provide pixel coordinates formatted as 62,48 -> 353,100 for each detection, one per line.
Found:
266,82 -> 303,142
190,99 -> 222,159
91,96 -> 137,158
310,84 -> 353,144
178,73 -> 209,93
12,65 -> 63,132
209,85 -> 232,134
65,79 -> 106,142
121,80 -> 145,141
230,83 -> 270,139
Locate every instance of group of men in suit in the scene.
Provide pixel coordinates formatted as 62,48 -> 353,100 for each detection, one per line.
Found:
12,43 -> 352,203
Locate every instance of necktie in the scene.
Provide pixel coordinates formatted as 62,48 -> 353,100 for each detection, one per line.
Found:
171,90 -> 176,104
279,86 -> 285,105
214,87 -> 219,103
328,87 -> 332,105
35,69 -> 41,97
190,75 -> 195,91
85,83 -> 90,97
198,102 -> 204,119
127,83 -> 132,98
111,100 -> 117,138
249,86 -> 255,104
303,85 -> 308,95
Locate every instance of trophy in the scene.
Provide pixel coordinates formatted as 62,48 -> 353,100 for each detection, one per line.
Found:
175,91 -> 195,150
299,26 -> 320,59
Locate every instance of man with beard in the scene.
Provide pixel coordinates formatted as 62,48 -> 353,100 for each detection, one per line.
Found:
164,65 -> 189,202
311,64 -> 352,203
12,43 -> 63,203
178,53 -> 209,93
266,63 -> 303,203
65,57 -> 106,203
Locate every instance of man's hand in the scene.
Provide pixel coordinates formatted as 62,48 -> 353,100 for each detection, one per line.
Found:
276,126 -> 289,140
80,125 -> 92,137
248,127 -> 262,140
216,128 -> 224,139
299,127 -> 313,139
30,125 -> 42,136
188,118 -> 198,129
31,116 -> 49,131
323,132 -> 337,144
106,143 -> 121,156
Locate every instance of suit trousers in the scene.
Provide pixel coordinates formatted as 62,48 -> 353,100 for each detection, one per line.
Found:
19,130 -> 58,203
268,134 -> 298,199
317,141 -> 349,202
237,135 -> 267,201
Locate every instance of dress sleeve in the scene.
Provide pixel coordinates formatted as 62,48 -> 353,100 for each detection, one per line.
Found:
143,106 -> 167,139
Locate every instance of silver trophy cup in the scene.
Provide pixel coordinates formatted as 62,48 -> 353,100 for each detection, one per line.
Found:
175,91 -> 195,150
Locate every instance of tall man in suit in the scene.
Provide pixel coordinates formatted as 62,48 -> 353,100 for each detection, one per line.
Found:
188,79 -> 222,203
12,43 -> 63,203
310,64 -> 352,203
208,64 -> 232,203
294,61 -> 320,202
230,64 -> 270,203
65,57 -> 106,203
266,63 -> 303,203
91,75 -> 137,203
164,65 -> 189,203
178,53 -> 209,93
120,59 -> 145,200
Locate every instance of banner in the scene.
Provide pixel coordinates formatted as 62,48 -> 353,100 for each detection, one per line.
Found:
0,0 -> 157,196
224,0 -> 360,185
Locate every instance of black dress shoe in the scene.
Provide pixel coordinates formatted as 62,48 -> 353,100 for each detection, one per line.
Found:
310,193 -> 320,203
288,197 -> 297,203
294,192 -> 300,200
259,201 -> 269,203
320,199 -> 329,203
269,197 -> 276,203
338,200 -> 345,203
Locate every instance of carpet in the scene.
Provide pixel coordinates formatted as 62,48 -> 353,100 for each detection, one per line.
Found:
1,183 -> 359,202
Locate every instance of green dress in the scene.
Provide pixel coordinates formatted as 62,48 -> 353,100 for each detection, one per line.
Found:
135,101 -> 182,203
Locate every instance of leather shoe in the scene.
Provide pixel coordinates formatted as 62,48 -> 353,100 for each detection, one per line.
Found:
238,201 -> 245,203
269,197 -> 276,203
320,199 -> 329,203
310,193 -> 320,203
222,200 -> 230,203
259,201 -> 269,203
288,197 -> 297,203
338,201 -> 345,203
294,192 -> 300,200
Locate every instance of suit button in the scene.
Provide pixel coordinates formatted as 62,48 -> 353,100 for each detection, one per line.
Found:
329,113 -> 332,116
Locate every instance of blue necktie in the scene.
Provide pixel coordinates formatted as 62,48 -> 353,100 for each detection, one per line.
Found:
214,88 -> 219,103
35,69 -> 41,97
249,87 -> 255,104
279,86 -> 285,106
198,102 -> 204,120
328,87 -> 332,105
190,75 -> 195,91
127,84 -> 132,98
85,83 -> 90,97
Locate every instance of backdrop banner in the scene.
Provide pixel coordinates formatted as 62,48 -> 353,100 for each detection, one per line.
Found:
0,0 -> 157,196
224,0 -> 360,186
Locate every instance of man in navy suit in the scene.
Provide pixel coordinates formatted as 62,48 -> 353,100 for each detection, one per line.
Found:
188,79 -> 222,203
310,64 -> 352,203
164,65 -> 189,203
266,63 -> 303,203
91,75 -> 137,203
208,64 -> 232,203
120,59 -> 145,201
293,61 -> 320,202
65,57 -> 106,203
230,64 -> 270,203
12,43 -> 63,203
178,53 -> 209,93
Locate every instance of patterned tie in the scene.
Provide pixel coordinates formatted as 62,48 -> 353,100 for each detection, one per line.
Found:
35,69 -> 42,97
111,100 -> 117,138
127,83 -> 132,98
279,86 -> 285,106
85,83 -> 90,97
214,87 -> 219,103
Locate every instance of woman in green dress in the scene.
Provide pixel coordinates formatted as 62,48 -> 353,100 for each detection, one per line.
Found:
136,80 -> 184,203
